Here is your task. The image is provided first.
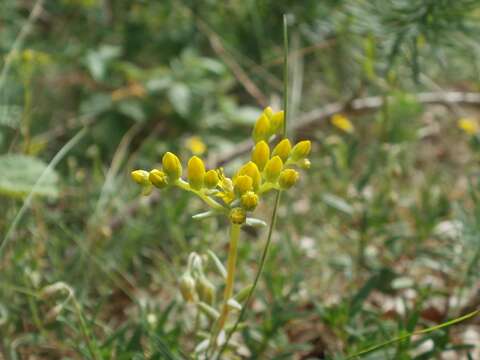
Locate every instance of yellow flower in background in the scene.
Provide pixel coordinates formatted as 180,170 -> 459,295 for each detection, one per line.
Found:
458,118 -> 479,135
185,136 -> 207,155
331,114 -> 354,134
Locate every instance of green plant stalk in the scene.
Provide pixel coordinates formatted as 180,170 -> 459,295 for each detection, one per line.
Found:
0,127 -> 87,260
208,223 -> 241,354
26,287 -> 44,334
215,14 -> 289,359
72,298 -> 101,360
282,13 -> 288,138
216,192 -> 282,359
344,309 -> 480,359
175,179 -> 225,211
21,70 -> 33,153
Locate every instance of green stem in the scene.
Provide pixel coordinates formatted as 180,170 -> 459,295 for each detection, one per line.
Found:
344,309 -> 480,359
215,14 -> 289,359
208,223 -> 241,355
72,298 -> 101,360
21,72 -> 33,153
175,179 -> 225,211
282,13 -> 288,138
223,224 -> 240,301
216,192 -> 282,359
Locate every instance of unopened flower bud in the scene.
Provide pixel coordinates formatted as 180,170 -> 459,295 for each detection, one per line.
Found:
189,252 -> 204,276
162,152 -> 182,181
263,106 -> 274,119
291,140 -> 311,161
234,284 -> 254,303
271,110 -> 284,135
131,170 -> 150,186
263,156 -> 283,182
196,276 -> 216,305
227,298 -> 242,311
204,170 -> 219,188
179,273 -> 196,302
272,139 -> 291,162
149,169 -> 168,189
234,175 -> 253,196
278,169 -> 299,189
300,158 -> 311,169
230,207 -> 246,224
187,156 -> 205,190
252,113 -> 271,143
251,141 -> 270,171
237,162 -> 261,190
241,191 -> 258,211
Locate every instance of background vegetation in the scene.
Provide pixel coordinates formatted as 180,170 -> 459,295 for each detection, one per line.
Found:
1,0 -> 480,358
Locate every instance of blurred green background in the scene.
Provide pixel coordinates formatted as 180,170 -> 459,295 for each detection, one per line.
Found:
2,0 -> 480,358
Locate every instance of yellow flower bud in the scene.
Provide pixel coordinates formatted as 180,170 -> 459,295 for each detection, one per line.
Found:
291,140 -> 312,161
271,110 -> 284,135
237,161 -> 261,190
272,139 -> 291,162
196,276 -> 216,305
230,207 -> 246,225
263,156 -> 283,182
187,156 -> 205,190
131,170 -> 150,186
179,273 -> 196,302
251,140 -> 270,171
204,169 -> 219,188
241,191 -> 259,211
162,152 -> 182,181
278,169 -> 299,189
149,169 -> 168,189
263,106 -> 274,119
252,113 -> 271,143
300,158 -> 311,169
234,175 -> 253,196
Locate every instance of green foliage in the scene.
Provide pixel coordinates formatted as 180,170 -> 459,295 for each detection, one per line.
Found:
2,0 -> 480,359
0,154 -> 58,198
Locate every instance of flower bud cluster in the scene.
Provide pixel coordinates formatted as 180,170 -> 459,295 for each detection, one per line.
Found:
131,106 -> 311,225
179,252 -> 217,305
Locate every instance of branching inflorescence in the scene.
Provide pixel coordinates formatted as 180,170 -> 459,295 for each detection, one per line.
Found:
131,106 -> 311,357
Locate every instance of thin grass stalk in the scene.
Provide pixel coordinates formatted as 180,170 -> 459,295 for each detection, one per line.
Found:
0,127 -> 88,260
344,309 -> 480,359
72,298 -> 101,360
215,14 -> 289,359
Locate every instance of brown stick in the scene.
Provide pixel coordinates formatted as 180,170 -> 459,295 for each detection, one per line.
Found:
196,18 -> 269,108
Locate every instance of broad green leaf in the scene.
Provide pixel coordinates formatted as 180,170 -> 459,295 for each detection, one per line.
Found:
0,105 -> 22,129
168,83 -> 191,117
85,45 -> 121,81
0,154 -> 59,198
116,100 -> 145,122
321,193 -> 354,216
